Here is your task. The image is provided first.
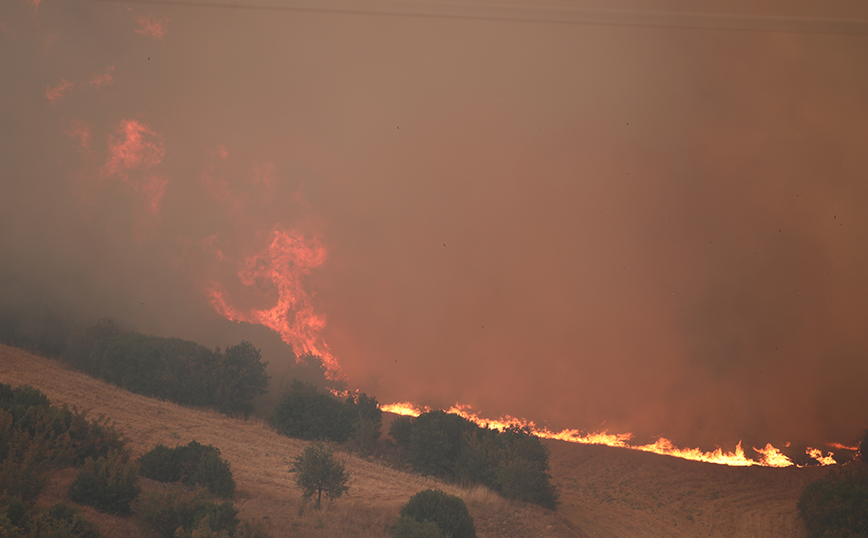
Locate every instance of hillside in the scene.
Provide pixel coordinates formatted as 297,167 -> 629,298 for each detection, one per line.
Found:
547,438 -> 830,538
0,344 -> 579,538
0,344 -> 830,537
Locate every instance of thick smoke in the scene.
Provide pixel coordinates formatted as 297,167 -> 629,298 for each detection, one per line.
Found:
1,0 -> 867,457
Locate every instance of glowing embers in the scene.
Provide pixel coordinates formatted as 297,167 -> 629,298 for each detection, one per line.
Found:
205,226 -> 340,374
381,401 -> 839,467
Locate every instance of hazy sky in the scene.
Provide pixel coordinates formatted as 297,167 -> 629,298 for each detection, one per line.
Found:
2,0 -> 867,456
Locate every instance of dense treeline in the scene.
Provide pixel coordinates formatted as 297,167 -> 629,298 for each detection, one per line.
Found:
390,411 -> 559,510
66,319 -> 270,417
0,307 -> 270,417
798,430 -> 868,537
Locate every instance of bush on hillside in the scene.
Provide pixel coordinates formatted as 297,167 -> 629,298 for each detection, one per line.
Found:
133,488 -> 239,538
389,411 -> 559,509
139,441 -> 235,498
392,516 -> 444,538
27,502 -> 102,538
0,384 -> 126,502
268,381 -> 354,442
399,489 -> 476,538
68,450 -> 140,515
798,463 -> 868,538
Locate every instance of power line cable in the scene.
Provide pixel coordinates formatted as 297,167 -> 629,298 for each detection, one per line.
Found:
82,0 -> 868,35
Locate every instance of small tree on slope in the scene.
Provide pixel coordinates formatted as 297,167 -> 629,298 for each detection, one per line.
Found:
289,442 -> 350,510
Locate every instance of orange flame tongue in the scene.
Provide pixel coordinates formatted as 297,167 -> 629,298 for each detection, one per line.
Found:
206,225 -> 340,374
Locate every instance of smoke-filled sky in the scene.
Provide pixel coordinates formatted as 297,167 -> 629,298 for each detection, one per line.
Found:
2,0 -> 868,455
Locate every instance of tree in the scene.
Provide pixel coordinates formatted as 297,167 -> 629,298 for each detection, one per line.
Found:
289,443 -> 350,510
212,341 -> 270,417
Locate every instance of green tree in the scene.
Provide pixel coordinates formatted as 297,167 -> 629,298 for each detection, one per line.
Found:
289,443 -> 350,510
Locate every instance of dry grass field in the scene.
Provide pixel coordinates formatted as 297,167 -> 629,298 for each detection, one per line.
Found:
0,344 -> 578,538
1,343 -> 830,537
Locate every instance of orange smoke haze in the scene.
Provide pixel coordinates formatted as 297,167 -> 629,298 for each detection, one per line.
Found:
2,0 -> 868,465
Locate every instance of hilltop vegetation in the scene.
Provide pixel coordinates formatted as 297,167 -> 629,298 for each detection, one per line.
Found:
0,309 -> 269,417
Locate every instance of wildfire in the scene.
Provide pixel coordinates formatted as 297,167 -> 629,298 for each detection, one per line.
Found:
205,225 -> 341,374
381,401 -> 840,467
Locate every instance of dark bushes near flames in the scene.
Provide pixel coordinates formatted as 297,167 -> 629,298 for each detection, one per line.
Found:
64,319 -> 269,417
798,429 -> 868,538
390,411 -> 559,510
268,379 -> 383,450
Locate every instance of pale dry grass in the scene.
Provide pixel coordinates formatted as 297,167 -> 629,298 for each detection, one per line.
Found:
0,344 -> 582,538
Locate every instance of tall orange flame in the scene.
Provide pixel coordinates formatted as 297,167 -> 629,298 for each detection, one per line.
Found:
381,401 -> 840,467
205,226 -> 341,374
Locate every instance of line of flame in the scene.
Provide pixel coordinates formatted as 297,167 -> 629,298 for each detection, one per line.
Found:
380,401 -> 839,467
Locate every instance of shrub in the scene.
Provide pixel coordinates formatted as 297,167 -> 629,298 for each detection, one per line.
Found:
405,412 -> 478,479
399,489 -> 476,538
29,503 -> 101,538
289,442 -> 350,510
392,516 -> 444,538
0,384 -> 126,502
133,488 -> 239,538
0,494 -> 29,536
389,415 -> 415,448
268,381 -> 354,442
393,411 -> 559,510
798,464 -> 868,538
68,450 -> 140,515
139,441 -> 235,498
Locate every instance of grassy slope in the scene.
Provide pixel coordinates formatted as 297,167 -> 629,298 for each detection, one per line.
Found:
546,426 -> 831,538
0,344 -> 579,538
1,343 -> 830,538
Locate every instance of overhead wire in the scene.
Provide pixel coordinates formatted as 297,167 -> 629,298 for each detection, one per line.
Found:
81,0 -> 868,35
